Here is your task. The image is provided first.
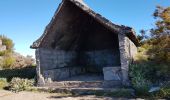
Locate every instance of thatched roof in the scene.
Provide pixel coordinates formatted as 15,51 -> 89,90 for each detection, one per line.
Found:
31,0 -> 139,49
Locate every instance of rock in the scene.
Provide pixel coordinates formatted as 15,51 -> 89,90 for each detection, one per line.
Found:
148,86 -> 160,93
103,67 -> 122,81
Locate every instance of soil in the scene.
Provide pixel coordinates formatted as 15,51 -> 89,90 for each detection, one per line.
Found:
0,90 -> 128,100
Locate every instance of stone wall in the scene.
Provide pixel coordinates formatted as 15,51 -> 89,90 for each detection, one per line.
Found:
39,48 -> 84,81
43,67 -> 86,81
36,35 -> 137,85
37,48 -> 121,83
118,34 -> 137,85
82,50 -> 120,72
39,48 -> 77,71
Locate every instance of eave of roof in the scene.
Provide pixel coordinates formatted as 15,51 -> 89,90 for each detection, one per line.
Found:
30,0 -> 139,49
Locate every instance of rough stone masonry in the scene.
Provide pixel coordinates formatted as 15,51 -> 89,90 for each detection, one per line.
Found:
31,0 -> 139,87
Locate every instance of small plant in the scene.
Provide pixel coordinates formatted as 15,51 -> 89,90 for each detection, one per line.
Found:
151,82 -> 170,99
129,64 -> 152,96
0,78 -> 8,89
0,66 -> 36,82
0,51 -> 6,56
9,77 -> 34,92
0,35 -> 14,51
2,56 -> 15,69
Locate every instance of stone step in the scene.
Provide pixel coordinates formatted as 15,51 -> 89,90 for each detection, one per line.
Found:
44,81 -> 122,88
36,87 -> 134,97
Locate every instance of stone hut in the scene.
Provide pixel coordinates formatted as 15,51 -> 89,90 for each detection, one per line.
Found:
31,0 -> 139,86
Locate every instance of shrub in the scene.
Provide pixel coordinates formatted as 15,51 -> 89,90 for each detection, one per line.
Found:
156,87 -> 170,99
2,56 -> 15,69
9,77 -> 34,92
129,64 -> 152,96
0,51 -> 6,56
24,55 -> 35,66
0,66 -> 36,82
151,81 -> 170,99
0,35 -> 14,51
130,63 -> 170,98
0,78 -> 8,89
12,53 -> 35,69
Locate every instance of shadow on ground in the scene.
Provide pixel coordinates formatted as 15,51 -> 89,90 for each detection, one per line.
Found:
0,66 -> 36,82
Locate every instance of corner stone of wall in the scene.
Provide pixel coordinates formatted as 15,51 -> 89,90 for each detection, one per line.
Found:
118,34 -> 137,86
36,49 -> 45,86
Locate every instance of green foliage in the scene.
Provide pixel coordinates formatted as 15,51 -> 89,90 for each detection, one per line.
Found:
0,35 -> 14,52
137,29 -> 149,45
151,82 -> 170,99
137,6 -> 170,63
0,51 -> 6,56
155,87 -> 170,99
130,62 -> 170,97
129,64 -> 152,96
0,66 -> 36,82
0,78 -> 8,89
133,6 -> 170,98
2,56 -> 15,69
0,50 -> 13,56
9,77 -> 34,92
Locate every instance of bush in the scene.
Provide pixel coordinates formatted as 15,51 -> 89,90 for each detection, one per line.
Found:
151,82 -> 170,99
0,51 -> 6,56
0,35 -> 14,51
12,53 -> 35,69
0,66 -> 36,82
0,78 -> 8,89
9,77 -> 34,92
130,63 -> 170,98
156,87 -> 170,99
2,56 -> 15,69
129,64 -> 152,96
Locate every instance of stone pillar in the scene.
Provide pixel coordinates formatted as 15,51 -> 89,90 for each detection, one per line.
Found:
118,34 -> 130,86
36,49 -> 45,86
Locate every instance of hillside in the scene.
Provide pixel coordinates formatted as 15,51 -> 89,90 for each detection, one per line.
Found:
0,35 -> 35,69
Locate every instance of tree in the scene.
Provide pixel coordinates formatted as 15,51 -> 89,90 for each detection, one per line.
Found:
138,6 -> 170,63
149,6 -> 170,63
0,35 -> 14,52
137,29 -> 149,45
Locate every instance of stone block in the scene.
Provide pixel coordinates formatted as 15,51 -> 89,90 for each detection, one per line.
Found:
103,67 -> 121,81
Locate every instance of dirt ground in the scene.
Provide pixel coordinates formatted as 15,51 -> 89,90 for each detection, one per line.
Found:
0,90 -> 130,100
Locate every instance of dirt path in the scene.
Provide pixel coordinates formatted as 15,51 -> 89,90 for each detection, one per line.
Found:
0,90 -> 126,100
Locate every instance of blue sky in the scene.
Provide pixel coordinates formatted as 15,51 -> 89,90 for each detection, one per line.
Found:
0,0 -> 170,58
